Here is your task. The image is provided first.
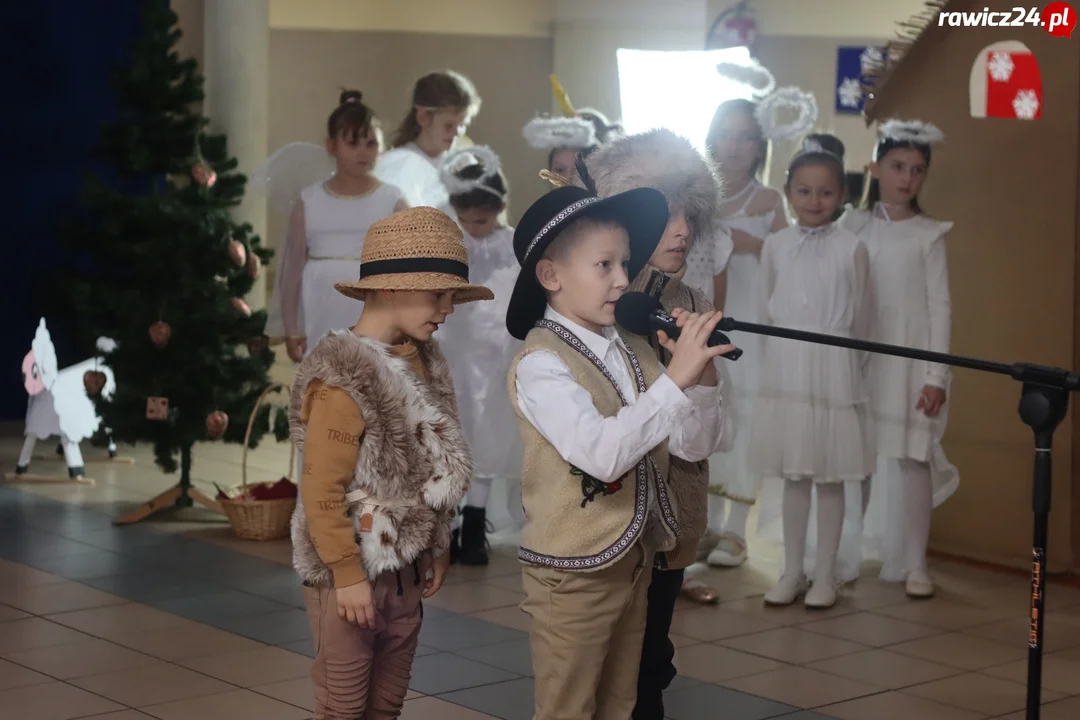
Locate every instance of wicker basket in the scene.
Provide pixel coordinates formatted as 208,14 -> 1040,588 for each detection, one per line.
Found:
219,383 -> 297,541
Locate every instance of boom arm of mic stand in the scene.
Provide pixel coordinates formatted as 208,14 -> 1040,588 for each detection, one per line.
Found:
717,316 -> 1078,720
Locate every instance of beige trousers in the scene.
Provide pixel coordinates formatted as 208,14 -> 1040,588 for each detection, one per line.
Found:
304,565 -> 425,719
521,544 -> 654,720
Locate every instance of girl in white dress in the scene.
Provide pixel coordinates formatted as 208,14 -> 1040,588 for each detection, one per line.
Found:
751,145 -> 875,609
840,120 -> 958,598
374,70 -> 481,209
268,91 -> 407,362
699,98 -> 789,568
433,147 -> 523,565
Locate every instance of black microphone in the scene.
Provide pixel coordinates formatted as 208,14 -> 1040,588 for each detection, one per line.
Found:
615,292 -> 743,361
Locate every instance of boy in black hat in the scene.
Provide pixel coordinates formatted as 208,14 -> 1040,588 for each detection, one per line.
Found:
505,177 -> 732,720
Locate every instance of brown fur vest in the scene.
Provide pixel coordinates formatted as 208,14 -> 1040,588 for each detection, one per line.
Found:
289,332 -> 472,584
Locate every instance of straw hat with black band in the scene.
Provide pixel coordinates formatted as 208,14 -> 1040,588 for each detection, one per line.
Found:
505,174 -> 669,341
335,207 -> 494,303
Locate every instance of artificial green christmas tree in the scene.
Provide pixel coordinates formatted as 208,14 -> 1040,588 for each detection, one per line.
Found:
57,1 -> 288,523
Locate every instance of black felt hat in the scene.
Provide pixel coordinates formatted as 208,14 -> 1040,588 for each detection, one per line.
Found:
506,184 -> 669,341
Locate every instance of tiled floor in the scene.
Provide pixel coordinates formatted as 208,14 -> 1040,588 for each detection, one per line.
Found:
2,419 -> 1080,719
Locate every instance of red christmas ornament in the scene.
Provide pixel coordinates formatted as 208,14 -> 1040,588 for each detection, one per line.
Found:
228,239 -> 247,267
83,371 -> 107,397
146,397 -> 169,421
230,298 -> 252,317
246,251 -> 261,279
206,410 -> 229,439
149,321 -> 172,349
192,162 -> 217,187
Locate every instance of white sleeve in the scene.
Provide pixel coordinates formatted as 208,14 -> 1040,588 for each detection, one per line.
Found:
714,227 -> 734,274
667,380 -> 726,462
514,350 -> 694,483
924,230 -> 953,388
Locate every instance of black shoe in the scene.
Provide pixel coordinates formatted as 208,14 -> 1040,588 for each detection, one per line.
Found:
458,506 -> 490,566
449,528 -> 461,565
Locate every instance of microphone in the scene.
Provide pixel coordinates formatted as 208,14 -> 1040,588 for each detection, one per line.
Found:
615,292 -> 743,361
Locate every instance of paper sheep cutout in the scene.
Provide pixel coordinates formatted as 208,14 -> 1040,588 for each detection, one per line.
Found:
15,319 -> 117,480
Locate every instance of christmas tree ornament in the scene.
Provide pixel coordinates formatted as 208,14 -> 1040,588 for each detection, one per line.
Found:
83,370 -> 107,397
246,251 -> 261,279
230,298 -> 252,317
228,239 -> 246,267
192,162 -> 217,187
205,410 -> 228,439
246,336 -> 269,356
148,321 -> 171,349
146,397 -> 169,421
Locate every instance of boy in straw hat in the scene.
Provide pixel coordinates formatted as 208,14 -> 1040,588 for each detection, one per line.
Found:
506,175 -> 732,720
289,206 -> 492,719
578,128 -> 735,719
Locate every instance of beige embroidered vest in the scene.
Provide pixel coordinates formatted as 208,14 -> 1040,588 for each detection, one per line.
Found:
289,332 -> 473,586
626,265 -> 713,570
507,320 -> 678,572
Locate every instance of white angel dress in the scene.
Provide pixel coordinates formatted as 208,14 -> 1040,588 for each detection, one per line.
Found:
707,180 -> 783,505
835,205 -> 959,583
433,225 -> 524,541
751,225 -> 877,578
374,142 -> 449,209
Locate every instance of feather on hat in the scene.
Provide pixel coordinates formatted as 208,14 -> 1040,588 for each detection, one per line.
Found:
576,128 -> 721,244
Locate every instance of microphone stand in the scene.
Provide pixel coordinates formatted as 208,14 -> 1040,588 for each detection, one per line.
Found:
717,317 -> 1078,720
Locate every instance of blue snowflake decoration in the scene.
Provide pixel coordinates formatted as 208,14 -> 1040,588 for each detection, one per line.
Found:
835,46 -> 883,114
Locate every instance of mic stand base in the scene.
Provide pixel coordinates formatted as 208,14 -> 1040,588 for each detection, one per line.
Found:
1019,379 -> 1069,720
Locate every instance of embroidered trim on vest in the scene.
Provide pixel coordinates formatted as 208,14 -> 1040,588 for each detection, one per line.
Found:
517,319 -> 680,570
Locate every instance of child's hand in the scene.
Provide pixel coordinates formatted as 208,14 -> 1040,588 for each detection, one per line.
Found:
423,550 -> 451,599
659,309 -> 738,390
916,384 -> 947,418
336,578 -> 376,628
286,337 -> 306,362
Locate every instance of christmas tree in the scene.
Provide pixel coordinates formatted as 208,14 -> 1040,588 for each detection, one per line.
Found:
56,1 -> 288,518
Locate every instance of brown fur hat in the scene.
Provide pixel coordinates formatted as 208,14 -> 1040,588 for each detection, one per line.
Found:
578,128 -> 721,245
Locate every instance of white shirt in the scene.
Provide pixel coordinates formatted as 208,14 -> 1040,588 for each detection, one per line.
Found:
514,306 -> 726,484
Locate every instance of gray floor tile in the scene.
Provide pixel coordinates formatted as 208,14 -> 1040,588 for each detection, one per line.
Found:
26,548 -> 154,580
81,572 -> 223,602
772,712 -> 840,719
56,525 -> 179,552
223,571 -> 306,608
439,677 -> 535,720
415,644 -> 438,657
408,652 -> 520,695
281,638 -> 315,657
663,684 -> 798,720
456,638 -> 534,677
418,613 -> 526,651
150,589 -> 293,622
0,530 -> 100,563
210,608 -> 312,644
666,675 -> 702,692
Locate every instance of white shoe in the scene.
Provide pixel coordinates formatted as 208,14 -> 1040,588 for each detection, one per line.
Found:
764,574 -> 808,606
905,569 -> 935,598
696,530 -> 722,562
707,532 -> 748,568
805,579 -> 839,608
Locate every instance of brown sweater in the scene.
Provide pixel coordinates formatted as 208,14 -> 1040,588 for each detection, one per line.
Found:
299,343 -> 428,589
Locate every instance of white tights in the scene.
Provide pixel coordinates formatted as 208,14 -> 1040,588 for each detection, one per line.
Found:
782,479 -> 844,584
862,458 -> 933,578
466,476 -> 492,508
708,495 -> 751,539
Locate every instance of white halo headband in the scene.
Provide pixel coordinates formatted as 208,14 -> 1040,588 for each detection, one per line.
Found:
800,138 -> 841,161
439,145 -> 505,199
755,87 -> 818,142
522,116 -> 597,150
878,119 -> 945,145
716,59 -> 776,98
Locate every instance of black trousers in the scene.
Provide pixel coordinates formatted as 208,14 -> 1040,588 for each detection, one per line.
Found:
632,567 -> 684,720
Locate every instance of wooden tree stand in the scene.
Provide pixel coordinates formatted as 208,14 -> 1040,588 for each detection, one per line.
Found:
112,445 -> 222,525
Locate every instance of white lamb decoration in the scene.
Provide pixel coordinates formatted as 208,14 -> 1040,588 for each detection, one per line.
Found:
16,318 -> 117,479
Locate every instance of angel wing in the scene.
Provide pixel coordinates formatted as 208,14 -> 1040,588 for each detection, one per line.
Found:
374,146 -> 449,209
249,142 -> 336,217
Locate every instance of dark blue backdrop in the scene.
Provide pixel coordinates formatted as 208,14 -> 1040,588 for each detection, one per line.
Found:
1,0 -> 149,420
